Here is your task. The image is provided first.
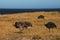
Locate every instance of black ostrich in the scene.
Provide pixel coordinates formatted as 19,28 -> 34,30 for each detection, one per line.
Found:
14,21 -> 32,33
44,22 -> 57,32
38,15 -> 44,19
14,22 -> 24,28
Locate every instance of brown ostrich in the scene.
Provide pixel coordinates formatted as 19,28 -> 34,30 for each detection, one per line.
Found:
38,15 -> 44,19
14,21 -> 32,33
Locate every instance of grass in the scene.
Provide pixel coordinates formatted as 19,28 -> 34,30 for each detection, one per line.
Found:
32,35 -> 41,40
0,12 -> 60,40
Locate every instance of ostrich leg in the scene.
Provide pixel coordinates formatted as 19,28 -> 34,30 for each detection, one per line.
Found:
19,27 -> 24,33
52,28 -> 54,34
49,28 -> 50,33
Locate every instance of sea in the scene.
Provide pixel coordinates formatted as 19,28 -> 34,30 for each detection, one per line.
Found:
0,8 -> 60,15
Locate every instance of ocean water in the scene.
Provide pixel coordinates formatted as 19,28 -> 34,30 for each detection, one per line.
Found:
0,9 -> 60,14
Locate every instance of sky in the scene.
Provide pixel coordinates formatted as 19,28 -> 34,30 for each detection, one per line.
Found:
0,0 -> 60,9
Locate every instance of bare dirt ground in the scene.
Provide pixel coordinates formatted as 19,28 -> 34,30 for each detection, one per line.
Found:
0,12 -> 60,40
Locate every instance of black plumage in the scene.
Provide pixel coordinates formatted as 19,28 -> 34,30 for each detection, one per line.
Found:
38,15 -> 44,19
44,22 -> 57,32
14,22 -> 24,28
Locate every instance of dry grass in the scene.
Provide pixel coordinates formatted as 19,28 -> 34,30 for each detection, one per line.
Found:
0,12 -> 60,40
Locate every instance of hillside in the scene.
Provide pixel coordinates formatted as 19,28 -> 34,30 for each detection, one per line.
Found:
0,12 -> 60,40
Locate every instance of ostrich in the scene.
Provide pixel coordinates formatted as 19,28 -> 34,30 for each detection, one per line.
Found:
24,22 -> 32,28
44,22 -> 57,32
38,15 -> 44,19
37,15 -> 45,24
14,21 -> 32,33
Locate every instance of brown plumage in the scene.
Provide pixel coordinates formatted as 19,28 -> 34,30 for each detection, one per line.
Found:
14,21 -> 32,33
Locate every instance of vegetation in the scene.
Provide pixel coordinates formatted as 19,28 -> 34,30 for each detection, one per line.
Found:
32,35 -> 41,40
0,12 -> 60,40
